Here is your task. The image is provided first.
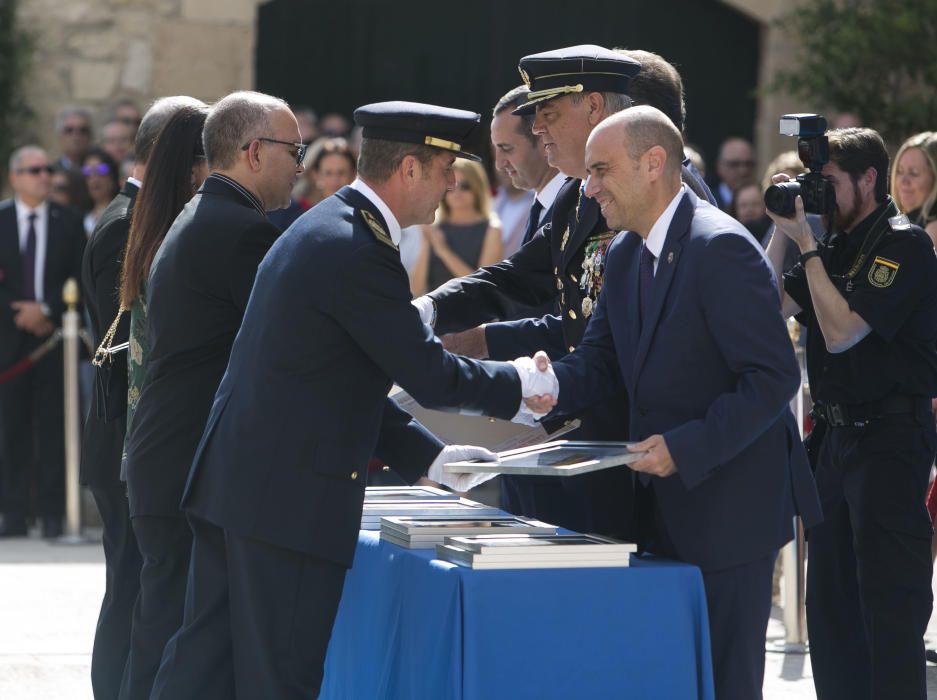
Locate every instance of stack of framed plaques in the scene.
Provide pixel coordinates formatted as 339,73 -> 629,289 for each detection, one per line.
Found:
364,485 -> 459,501
435,533 -> 637,570
360,497 -> 501,530
380,516 -> 556,549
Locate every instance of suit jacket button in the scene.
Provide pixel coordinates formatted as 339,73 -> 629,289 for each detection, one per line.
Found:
568,345 -> 575,352
568,309 -> 577,320
556,277 -> 563,290
569,273 -> 578,283
350,471 -> 358,480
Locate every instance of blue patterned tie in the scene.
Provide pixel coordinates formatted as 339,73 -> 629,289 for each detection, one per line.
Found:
22,212 -> 37,300
639,242 -> 655,328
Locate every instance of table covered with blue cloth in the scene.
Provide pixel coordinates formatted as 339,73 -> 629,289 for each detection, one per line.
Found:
320,530 -> 714,699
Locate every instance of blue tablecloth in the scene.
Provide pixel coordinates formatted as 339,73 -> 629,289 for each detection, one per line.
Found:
320,531 -> 714,699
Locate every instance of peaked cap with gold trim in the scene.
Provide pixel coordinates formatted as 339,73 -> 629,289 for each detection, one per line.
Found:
513,45 -> 641,115
353,101 -> 482,162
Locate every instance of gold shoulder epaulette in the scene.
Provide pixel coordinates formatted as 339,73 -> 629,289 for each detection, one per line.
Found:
360,209 -> 397,250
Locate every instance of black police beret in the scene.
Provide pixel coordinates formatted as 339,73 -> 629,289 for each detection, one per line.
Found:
513,45 -> 642,115
353,101 -> 482,162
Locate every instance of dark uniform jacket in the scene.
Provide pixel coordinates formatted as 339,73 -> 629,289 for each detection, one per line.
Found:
0,199 -> 85,369
79,181 -> 137,486
182,186 -> 521,568
123,175 -> 280,518
428,178 -> 633,535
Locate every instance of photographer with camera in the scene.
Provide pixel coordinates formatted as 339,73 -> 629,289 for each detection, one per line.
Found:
766,119 -> 937,700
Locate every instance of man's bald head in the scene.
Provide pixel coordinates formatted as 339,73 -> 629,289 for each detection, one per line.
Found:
584,106 -> 684,234
598,105 -> 684,178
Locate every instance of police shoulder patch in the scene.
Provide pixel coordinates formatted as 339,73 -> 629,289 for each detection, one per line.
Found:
360,209 -> 397,250
868,256 -> 899,288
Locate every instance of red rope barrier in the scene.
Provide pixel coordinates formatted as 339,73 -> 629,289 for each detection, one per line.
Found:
0,330 -> 63,385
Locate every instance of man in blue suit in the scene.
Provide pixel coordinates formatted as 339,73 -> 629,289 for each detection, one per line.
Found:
150,101 -> 555,700
529,106 -> 822,700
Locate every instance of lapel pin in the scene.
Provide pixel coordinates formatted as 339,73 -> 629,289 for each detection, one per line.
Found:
667,252 -> 674,264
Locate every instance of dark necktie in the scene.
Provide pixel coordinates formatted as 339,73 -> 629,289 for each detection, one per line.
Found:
22,212 -> 37,300
522,198 -> 544,245
639,242 -> 655,328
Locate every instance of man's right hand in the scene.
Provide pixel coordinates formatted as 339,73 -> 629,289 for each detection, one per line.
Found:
441,326 -> 488,359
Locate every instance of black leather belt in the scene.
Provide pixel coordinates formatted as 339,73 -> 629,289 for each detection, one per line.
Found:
816,395 -> 926,428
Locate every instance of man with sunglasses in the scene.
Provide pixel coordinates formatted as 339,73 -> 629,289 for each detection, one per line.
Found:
118,90 -> 303,700
0,146 -> 85,538
54,106 -> 94,171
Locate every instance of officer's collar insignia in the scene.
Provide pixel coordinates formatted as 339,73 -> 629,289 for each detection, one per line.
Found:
868,256 -> 899,288
360,209 -> 397,250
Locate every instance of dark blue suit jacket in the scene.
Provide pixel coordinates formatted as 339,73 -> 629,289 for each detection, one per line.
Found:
182,186 -> 521,568
553,189 -> 822,571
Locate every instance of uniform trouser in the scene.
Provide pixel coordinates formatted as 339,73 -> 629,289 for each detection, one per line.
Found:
151,515 -> 347,700
118,514 -> 191,700
807,413 -> 936,700
0,346 -> 65,524
89,482 -> 142,700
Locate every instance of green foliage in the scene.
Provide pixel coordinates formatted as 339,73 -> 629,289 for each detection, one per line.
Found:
0,0 -> 35,175
769,0 -> 937,148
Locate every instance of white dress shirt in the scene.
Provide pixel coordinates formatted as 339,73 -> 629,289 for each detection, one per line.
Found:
535,172 -> 566,217
349,178 -> 402,246
14,198 -> 49,302
644,185 -> 686,274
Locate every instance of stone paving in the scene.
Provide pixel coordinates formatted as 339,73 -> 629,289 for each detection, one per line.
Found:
3,532 -> 937,699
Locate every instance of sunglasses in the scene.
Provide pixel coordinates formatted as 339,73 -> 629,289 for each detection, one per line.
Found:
82,163 -> 112,177
63,125 -> 91,135
16,165 -> 54,176
241,137 -> 306,166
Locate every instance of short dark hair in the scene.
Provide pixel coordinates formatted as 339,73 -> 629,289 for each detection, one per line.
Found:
492,86 -> 537,144
357,138 -> 437,183
615,49 -> 685,133
827,128 -> 889,203
135,96 -> 206,165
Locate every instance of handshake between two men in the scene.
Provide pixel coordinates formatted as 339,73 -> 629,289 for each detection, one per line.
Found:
427,350 -> 676,494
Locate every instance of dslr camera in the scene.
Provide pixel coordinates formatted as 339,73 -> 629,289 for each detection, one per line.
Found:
764,113 -> 836,218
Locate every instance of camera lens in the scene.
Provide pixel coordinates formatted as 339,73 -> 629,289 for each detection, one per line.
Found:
764,181 -> 801,216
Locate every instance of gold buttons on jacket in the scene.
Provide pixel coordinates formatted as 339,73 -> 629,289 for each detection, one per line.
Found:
568,345 -> 575,352
556,277 -> 563,290
568,309 -> 577,320
350,471 -> 358,480
569,273 -> 578,283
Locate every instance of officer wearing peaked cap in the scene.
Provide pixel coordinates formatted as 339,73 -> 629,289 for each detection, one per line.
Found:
149,102 -> 549,700
414,45 -> 643,539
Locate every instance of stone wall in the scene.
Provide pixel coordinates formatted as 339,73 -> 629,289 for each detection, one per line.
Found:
16,0 -> 264,153
15,0 -> 799,174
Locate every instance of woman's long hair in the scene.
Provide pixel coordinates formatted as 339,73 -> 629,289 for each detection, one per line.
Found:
120,105 -> 208,307
891,131 -> 937,226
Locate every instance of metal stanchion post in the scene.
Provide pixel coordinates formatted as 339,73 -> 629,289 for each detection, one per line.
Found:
58,278 -> 88,544
778,318 -> 808,651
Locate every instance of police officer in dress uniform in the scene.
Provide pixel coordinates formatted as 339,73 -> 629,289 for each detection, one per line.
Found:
149,102 -> 556,700
767,127 -> 937,700
413,46 -> 641,538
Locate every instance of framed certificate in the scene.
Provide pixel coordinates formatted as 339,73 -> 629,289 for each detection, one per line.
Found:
443,440 -> 646,477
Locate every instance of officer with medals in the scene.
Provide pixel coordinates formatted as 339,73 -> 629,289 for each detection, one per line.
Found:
766,126 -> 937,700
413,46 -> 641,539
150,102 -> 557,700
